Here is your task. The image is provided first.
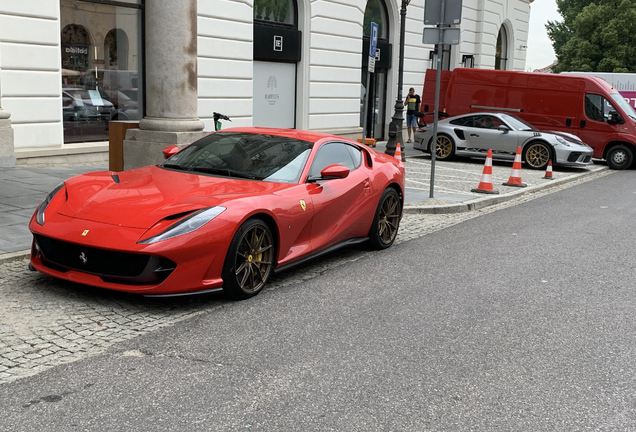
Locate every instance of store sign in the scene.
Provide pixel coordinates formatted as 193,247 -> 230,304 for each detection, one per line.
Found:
65,46 -> 89,55
274,36 -> 283,52
254,24 -> 301,63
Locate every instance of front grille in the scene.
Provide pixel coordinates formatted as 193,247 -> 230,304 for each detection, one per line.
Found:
583,155 -> 592,163
567,152 -> 582,162
34,234 -> 176,286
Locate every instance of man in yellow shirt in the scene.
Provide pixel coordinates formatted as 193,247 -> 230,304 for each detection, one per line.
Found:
404,87 -> 421,143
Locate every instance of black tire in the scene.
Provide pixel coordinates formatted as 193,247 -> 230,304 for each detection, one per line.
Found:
368,188 -> 401,250
606,145 -> 633,170
222,218 -> 275,300
428,134 -> 455,161
523,141 -> 551,169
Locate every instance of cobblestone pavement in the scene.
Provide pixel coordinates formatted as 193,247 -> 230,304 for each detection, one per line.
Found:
0,168 -> 616,385
403,155 -> 601,201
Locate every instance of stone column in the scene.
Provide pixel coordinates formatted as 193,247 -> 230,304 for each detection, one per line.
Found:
0,50 -> 16,168
123,0 -> 208,169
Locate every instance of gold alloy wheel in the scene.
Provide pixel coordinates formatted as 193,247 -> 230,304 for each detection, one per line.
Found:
525,143 -> 550,168
378,193 -> 400,244
435,135 -> 453,159
235,225 -> 273,294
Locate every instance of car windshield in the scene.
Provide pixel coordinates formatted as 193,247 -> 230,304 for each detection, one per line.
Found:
502,114 -> 537,131
162,132 -> 314,183
610,93 -> 636,121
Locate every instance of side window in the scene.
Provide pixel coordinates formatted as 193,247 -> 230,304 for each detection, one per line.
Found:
309,143 -> 356,178
346,145 -> 362,169
585,94 -> 615,122
450,116 -> 475,126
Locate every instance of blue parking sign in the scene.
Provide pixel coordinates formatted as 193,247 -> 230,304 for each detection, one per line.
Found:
369,22 -> 378,57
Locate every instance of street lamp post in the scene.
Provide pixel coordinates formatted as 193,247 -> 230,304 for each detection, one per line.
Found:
385,0 -> 410,162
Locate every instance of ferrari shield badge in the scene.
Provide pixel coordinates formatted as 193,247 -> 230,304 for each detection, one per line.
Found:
81,230 -> 89,236
299,200 -> 306,211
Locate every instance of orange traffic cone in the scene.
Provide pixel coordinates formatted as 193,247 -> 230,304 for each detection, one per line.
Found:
503,146 -> 527,187
394,142 -> 402,160
543,160 -> 554,180
471,149 -> 499,194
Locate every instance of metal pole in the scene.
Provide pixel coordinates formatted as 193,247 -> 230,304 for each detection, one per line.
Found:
362,70 -> 372,144
429,0 -> 445,198
385,0 -> 408,161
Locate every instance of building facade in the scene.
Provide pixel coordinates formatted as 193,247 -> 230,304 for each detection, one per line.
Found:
0,0 -> 531,166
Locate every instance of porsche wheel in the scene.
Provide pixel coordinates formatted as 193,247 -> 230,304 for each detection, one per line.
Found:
429,134 -> 455,161
523,142 -> 551,169
369,188 -> 401,250
222,218 -> 275,300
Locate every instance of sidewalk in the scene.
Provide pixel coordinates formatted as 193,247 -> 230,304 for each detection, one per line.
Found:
374,139 -> 609,213
0,146 -> 607,258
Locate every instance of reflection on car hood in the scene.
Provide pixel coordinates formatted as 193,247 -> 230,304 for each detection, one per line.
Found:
58,166 -> 291,228
544,130 -> 588,146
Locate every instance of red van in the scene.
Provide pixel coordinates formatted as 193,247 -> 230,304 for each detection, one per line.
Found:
421,68 -> 636,169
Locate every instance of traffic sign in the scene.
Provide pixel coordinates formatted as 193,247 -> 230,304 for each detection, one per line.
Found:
424,0 -> 463,25
369,22 -> 379,57
423,27 -> 460,45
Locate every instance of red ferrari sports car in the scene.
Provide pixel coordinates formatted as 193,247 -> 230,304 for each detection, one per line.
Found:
29,128 -> 405,299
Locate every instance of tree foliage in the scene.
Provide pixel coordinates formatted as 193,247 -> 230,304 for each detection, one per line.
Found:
547,0 -> 636,73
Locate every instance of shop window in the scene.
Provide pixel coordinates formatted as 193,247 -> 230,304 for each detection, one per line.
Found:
495,26 -> 508,70
254,0 -> 296,26
60,0 -> 143,143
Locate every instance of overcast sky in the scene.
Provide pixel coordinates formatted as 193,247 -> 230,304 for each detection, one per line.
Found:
525,0 -> 562,71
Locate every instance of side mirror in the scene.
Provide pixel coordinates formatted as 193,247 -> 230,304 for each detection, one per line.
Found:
498,125 -> 511,134
607,110 -> 624,125
162,145 -> 179,159
320,164 -> 350,180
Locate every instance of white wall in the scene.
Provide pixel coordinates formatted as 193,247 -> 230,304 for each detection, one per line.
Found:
462,0 -> 530,70
2,0 -> 531,151
0,1 -> 63,149
306,0 -> 365,132
197,0 -> 254,130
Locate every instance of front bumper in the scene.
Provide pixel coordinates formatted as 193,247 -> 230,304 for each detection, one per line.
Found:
28,214 -> 236,295
554,148 -> 594,167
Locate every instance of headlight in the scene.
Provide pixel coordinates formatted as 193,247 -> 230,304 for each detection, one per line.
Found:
35,183 -> 65,226
138,206 -> 226,244
555,136 -> 570,146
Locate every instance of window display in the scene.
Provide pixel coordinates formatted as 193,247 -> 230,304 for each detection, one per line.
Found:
60,0 -> 143,143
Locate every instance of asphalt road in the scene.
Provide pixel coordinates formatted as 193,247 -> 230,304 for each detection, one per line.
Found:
1,170 -> 636,430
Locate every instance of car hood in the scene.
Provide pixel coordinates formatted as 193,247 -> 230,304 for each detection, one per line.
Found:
543,130 -> 587,145
58,166 -> 290,228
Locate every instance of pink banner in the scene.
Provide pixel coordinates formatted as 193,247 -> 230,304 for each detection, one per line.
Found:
619,91 -> 636,108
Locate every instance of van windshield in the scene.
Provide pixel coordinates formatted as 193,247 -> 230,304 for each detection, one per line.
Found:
610,94 -> 636,121
502,114 -> 537,131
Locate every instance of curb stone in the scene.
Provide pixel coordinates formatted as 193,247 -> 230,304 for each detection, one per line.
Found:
0,250 -> 30,265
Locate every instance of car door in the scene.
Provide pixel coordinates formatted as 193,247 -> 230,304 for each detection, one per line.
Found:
466,114 -> 520,156
579,93 -> 623,157
306,142 -> 375,250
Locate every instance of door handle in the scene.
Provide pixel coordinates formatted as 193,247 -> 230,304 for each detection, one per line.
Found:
580,120 -> 586,128
566,118 -> 572,127
363,180 -> 370,189
470,133 -> 479,137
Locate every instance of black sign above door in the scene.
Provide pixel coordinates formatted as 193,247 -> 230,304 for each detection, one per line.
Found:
254,24 -> 302,63
362,39 -> 392,70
